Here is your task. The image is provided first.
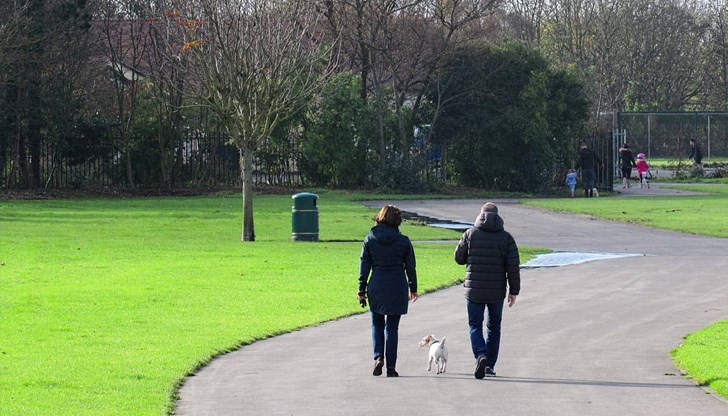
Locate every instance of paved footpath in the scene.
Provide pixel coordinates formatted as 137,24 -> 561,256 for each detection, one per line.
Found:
176,189 -> 728,416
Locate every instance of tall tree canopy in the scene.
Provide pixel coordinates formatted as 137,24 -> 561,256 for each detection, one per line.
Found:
433,41 -> 588,191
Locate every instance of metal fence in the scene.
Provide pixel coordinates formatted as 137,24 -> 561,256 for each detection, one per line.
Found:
0,135 -> 302,190
590,111 -> 728,187
616,112 -> 728,160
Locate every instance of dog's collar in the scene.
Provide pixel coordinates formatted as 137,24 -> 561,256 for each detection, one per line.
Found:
430,340 -> 441,344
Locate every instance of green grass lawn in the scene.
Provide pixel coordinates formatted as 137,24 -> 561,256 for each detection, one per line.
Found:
525,184 -> 728,398
647,157 -> 728,168
0,191 -> 544,415
671,320 -> 728,399
524,184 -> 728,238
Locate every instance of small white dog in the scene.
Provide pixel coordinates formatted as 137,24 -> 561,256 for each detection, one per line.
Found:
418,335 -> 448,374
592,187 -> 599,197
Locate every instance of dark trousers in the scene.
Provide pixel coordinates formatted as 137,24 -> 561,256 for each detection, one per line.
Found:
371,312 -> 401,369
467,299 -> 504,368
581,169 -> 596,196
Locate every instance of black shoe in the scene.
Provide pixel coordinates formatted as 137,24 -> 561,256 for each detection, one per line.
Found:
474,356 -> 487,379
373,357 -> 384,376
386,369 -> 399,377
485,366 -> 496,377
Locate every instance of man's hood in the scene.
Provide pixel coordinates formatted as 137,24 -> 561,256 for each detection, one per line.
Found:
474,212 -> 504,232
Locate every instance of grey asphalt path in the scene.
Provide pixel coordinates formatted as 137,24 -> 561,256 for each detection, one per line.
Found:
175,195 -> 728,416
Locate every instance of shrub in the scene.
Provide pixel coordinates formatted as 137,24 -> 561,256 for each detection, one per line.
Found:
712,164 -> 728,178
688,164 -> 705,178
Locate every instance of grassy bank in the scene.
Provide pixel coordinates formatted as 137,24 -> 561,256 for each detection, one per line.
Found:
671,320 -> 728,399
647,157 -> 728,168
524,184 -> 728,238
525,184 -> 728,399
0,192 -> 542,415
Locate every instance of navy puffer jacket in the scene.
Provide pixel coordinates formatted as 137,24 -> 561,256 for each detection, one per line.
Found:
359,224 -> 417,315
454,212 -> 520,303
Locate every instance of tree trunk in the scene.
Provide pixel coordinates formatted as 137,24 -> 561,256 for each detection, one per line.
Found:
29,125 -> 41,188
395,93 -> 408,164
9,127 -> 22,188
28,79 -> 42,188
240,144 -> 255,241
356,1 -> 369,100
372,68 -> 386,170
124,136 -> 134,186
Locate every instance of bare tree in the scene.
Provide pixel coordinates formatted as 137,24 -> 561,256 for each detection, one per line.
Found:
1,0 -> 93,189
539,0 -> 711,120
620,0 -> 707,110
98,0 -> 151,187
703,0 -> 728,109
0,1 -> 28,56
0,1 -> 29,188
321,0 -> 500,169
144,4 -> 189,188
403,0 -> 501,156
156,0 -> 337,241
501,0 -> 546,44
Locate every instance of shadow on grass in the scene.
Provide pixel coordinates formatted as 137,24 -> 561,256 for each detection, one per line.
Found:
702,377 -> 728,386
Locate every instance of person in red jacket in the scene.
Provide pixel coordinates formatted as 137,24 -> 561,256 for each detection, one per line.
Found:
635,153 -> 650,189
455,202 -> 520,379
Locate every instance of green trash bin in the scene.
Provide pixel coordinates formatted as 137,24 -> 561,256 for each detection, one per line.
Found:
292,192 -> 319,241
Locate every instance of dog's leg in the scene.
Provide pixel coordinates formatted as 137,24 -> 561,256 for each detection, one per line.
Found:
427,356 -> 433,372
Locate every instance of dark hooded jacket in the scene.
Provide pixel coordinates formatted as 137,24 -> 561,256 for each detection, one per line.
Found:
576,147 -> 600,171
619,146 -> 636,169
690,142 -> 703,164
454,211 -> 520,303
359,224 -> 417,315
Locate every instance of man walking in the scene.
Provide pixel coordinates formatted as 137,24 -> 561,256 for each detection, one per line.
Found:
576,142 -> 601,197
455,202 -> 520,379
689,138 -> 703,166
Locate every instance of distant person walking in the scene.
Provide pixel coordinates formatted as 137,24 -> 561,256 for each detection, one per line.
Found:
358,205 -> 418,378
618,143 -> 636,189
689,138 -> 703,166
635,153 -> 650,189
576,142 -> 601,197
565,168 -> 577,198
455,202 -> 520,379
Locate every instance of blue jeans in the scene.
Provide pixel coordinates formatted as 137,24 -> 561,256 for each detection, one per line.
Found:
371,312 -> 401,369
467,299 -> 504,368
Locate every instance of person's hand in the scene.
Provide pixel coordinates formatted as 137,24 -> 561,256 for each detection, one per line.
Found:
507,294 -> 517,307
410,292 -> 418,303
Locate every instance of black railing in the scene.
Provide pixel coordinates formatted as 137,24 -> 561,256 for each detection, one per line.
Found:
1,135 -> 303,190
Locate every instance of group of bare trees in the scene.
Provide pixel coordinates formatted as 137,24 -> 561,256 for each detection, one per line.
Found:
3,0 -> 728,240
502,0 -> 728,116
320,1 -> 501,168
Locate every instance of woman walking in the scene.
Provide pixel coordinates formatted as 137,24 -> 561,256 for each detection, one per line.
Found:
618,143 -> 636,188
358,205 -> 418,377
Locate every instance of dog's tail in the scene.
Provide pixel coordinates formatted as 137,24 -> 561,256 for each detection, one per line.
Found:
440,336 -> 446,346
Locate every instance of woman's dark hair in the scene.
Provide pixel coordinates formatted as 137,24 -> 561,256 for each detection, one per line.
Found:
373,205 -> 402,227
